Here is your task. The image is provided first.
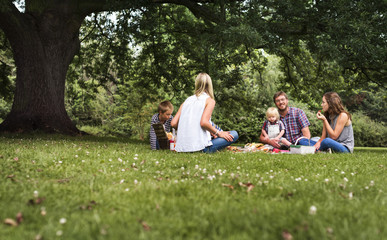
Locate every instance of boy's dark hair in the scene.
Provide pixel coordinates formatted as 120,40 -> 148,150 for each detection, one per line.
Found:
158,100 -> 173,113
273,91 -> 288,103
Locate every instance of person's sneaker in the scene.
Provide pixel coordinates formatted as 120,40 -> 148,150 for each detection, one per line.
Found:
327,148 -> 332,154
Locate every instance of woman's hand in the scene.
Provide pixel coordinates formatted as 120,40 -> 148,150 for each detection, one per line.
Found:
316,111 -> 326,121
218,131 -> 234,142
314,141 -> 321,151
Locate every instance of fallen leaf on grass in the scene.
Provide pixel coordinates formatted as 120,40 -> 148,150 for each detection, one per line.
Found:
57,178 -> 70,183
4,218 -> 18,226
222,183 -> 234,190
80,200 -> 97,210
239,182 -> 255,192
16,212 -> 23,224
282,230 -> 293,240
139,220 -> 151,231
28,197 -> 45,205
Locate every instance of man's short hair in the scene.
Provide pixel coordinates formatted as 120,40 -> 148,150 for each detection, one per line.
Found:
273,91 -> 288,103
158,100 -> 173,113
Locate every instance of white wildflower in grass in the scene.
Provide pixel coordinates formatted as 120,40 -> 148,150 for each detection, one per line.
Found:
325,179 -> 329,183
309,206 -> 317,215
181,167 -> 185,171
344,177 -> 349,182
341,171 -> 345,174
75,155 -> 78,158
349,192 -> 353,199
119,179 -> 124,184
34,190 -> 39,198
370,180 -> 375,186
335,169 -> 338,172
118,158 -> 122,162
59,218 -> 67,224
56,230 -> 63,236
58,161 -> 62,164
270,176 -> 274,179
121,169 -> 125,172
264,181 -> 269,184
231,173 -> 235,178
203,168 -> 206,173
174,180 -> 178,183
351,172 -> 355,176
135,154 -> 138,157
109,159 -> 112,162
195,165 -> 199,169
270,170 -> 273,172
82,160 -> 85,163
237,166 -> 240,170
125,188 -> 129,191
134,157 -> 138,160
155,161 -> 159,165
134,179 -> 138,184
365,186 -> 369,190
305,179 -> 308,182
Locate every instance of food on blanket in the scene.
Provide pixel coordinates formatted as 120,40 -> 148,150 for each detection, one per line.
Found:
244,143 -> 264,149
226,146 -> 242,152
167,132 -> 173,140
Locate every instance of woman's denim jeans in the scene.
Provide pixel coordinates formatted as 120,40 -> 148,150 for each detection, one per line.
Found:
203,130 -> 239,153
318,137 -> 350,153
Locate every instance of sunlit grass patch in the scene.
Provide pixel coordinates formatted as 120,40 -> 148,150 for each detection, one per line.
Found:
0,134 -> 386,239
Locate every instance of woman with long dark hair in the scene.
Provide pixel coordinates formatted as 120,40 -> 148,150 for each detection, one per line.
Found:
315,92 -> 354,153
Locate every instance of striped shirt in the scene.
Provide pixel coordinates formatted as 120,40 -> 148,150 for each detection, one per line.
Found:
150,113 -> 173,150
279,107 -> 310,144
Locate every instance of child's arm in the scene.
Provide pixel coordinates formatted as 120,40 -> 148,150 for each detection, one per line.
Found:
275,129 -> 285,140
261,129 -> 268,139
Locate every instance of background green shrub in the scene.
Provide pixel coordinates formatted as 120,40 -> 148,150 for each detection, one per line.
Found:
352,112 -> 387,147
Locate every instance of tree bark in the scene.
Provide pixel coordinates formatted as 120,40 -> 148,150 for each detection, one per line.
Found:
0,0 -> 220,134
0,3 -> 85,134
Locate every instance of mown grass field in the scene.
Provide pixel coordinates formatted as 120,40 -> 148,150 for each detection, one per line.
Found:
0,134 -> 386,240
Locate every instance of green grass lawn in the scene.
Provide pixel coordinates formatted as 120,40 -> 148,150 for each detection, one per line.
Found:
0,134 -> 386,240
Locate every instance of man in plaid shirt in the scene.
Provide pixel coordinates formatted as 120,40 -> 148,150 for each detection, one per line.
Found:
260,91 -> 317,148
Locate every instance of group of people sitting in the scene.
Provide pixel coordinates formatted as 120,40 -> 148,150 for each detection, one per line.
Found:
150,73 -> 354,154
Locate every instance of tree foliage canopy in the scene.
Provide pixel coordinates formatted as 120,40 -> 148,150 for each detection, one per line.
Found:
0,0 -> 386,137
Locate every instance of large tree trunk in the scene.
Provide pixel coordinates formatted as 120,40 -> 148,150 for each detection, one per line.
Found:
0,5 -> 85,134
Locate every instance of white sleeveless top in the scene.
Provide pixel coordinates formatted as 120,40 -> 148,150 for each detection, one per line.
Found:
175,93 -> 213,152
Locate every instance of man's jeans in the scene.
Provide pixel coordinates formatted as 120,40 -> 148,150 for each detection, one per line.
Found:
297,138 -> 317,146
203,131 -> 239,153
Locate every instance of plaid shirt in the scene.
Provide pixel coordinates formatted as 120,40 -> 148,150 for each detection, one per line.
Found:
279,107 -> 310,144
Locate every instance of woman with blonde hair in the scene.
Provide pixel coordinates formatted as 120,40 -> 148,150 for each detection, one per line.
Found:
315,92 -> 354,153
171,73 -> 238,153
